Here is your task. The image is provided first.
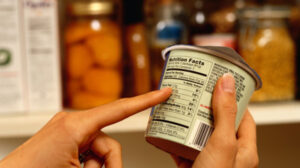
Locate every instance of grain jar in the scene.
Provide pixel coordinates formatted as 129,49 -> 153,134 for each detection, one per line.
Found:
238,6 -> 296,102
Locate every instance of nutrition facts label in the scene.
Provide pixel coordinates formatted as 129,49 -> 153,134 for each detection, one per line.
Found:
149,54 -> 214,143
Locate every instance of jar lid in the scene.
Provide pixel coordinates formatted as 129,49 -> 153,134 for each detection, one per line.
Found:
239,6 -> 290,19
68,0 -> 115,16
162,45 -> 262,90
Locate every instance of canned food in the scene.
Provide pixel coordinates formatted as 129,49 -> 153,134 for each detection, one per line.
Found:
145,45 -> 261,160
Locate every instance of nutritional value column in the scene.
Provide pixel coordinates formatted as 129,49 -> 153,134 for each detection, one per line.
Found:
148,54 -> 213,143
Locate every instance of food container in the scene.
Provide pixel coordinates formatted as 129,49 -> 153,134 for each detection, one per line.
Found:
148,0 -> 188,89
145,45 -> 262,160
238,6 -> 295,102
0,0 -> 61,114
64,0 -> 122,109
123,0 -> 151,96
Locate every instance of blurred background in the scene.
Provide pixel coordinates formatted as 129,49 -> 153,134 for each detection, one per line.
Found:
0,0 -> 300,167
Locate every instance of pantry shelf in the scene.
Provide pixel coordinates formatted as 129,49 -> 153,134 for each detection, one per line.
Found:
0,101 -> 300,138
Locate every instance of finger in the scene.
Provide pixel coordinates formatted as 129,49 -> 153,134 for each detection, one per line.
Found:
90,132 -> 123,168
212,73 -> 237,137
171,155 -> 181,166
77,88 -> 172,137
234,109 -> 259,168
171,155 -> 193,168
84,155 -> 104,168
194,74 -> 238,167
237,109 -> 257,146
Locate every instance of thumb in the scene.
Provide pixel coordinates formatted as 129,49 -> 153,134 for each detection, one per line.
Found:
193,74 -> 238,168
212,73 -> 237,137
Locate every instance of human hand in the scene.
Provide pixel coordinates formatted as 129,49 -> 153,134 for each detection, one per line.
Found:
0,88 -> 172,168
172,74 -> 259,168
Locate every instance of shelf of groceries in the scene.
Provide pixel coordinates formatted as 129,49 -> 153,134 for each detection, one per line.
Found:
1,0 -> 300,139
0,101 -> 300,138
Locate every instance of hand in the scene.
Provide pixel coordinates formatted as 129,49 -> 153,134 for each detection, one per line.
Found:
0,88 -> 172,168
172,74 -> 259,168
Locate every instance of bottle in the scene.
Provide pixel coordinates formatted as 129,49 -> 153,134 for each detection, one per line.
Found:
238,6 -> 296,102
289,0 -> 300,98
123,0 -> 151,96
148,0 -> 188,89
190,0 -> 237,49
64,0 -> 123,109
189,0 -> 214,44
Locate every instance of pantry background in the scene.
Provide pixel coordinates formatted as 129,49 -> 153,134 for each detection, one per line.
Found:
1,0 -> 300,167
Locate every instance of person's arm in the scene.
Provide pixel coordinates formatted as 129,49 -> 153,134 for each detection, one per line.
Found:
0,88 -> 172,168
172,74 -> 259,168
0,74 -> 258,168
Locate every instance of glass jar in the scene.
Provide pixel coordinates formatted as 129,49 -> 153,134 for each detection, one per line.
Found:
123,0 -> 151,96
238,6 -> 296,102
189,0 -> 238,49
64,0 -> 122,109
148,0 -> 188,89
289,1 -> 300,98
188,0 -> 214,43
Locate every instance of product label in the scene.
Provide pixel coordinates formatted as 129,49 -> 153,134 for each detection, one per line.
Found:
23,0 -> 61,112
0,0 -> 26,113
0,0 -> 61,114
155,22 -> 184,46
146,50 -> 255,151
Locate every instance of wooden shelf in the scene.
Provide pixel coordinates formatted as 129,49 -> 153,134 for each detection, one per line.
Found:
0,101 -> 300,138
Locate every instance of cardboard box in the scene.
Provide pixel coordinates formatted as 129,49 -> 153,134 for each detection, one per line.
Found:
0,0 -> 62,114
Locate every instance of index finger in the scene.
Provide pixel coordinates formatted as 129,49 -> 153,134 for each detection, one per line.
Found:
77,88 -> 172,137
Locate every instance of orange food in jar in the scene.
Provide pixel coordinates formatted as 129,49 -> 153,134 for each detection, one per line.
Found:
85,33 -> 122,68
125,23 -> 151,95
65,22 -> 96,45
71,91 -> 117,109
65,20 -> 120,45
67,79 -> 81,97
65,0 -> 123,109
67,44 -> 93,79
82,68 -> 122,97
96,20 -> 120,37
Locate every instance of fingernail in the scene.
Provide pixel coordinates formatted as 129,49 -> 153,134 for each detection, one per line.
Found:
160,87 -> 172,92
221,73 -> 235,93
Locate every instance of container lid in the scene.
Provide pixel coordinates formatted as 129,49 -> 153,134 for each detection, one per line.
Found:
238,6 -> 290,19
68,0 -> 115,16
162,45 -> 262,90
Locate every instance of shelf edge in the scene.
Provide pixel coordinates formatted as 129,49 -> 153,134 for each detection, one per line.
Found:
1,101 -> 300,138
